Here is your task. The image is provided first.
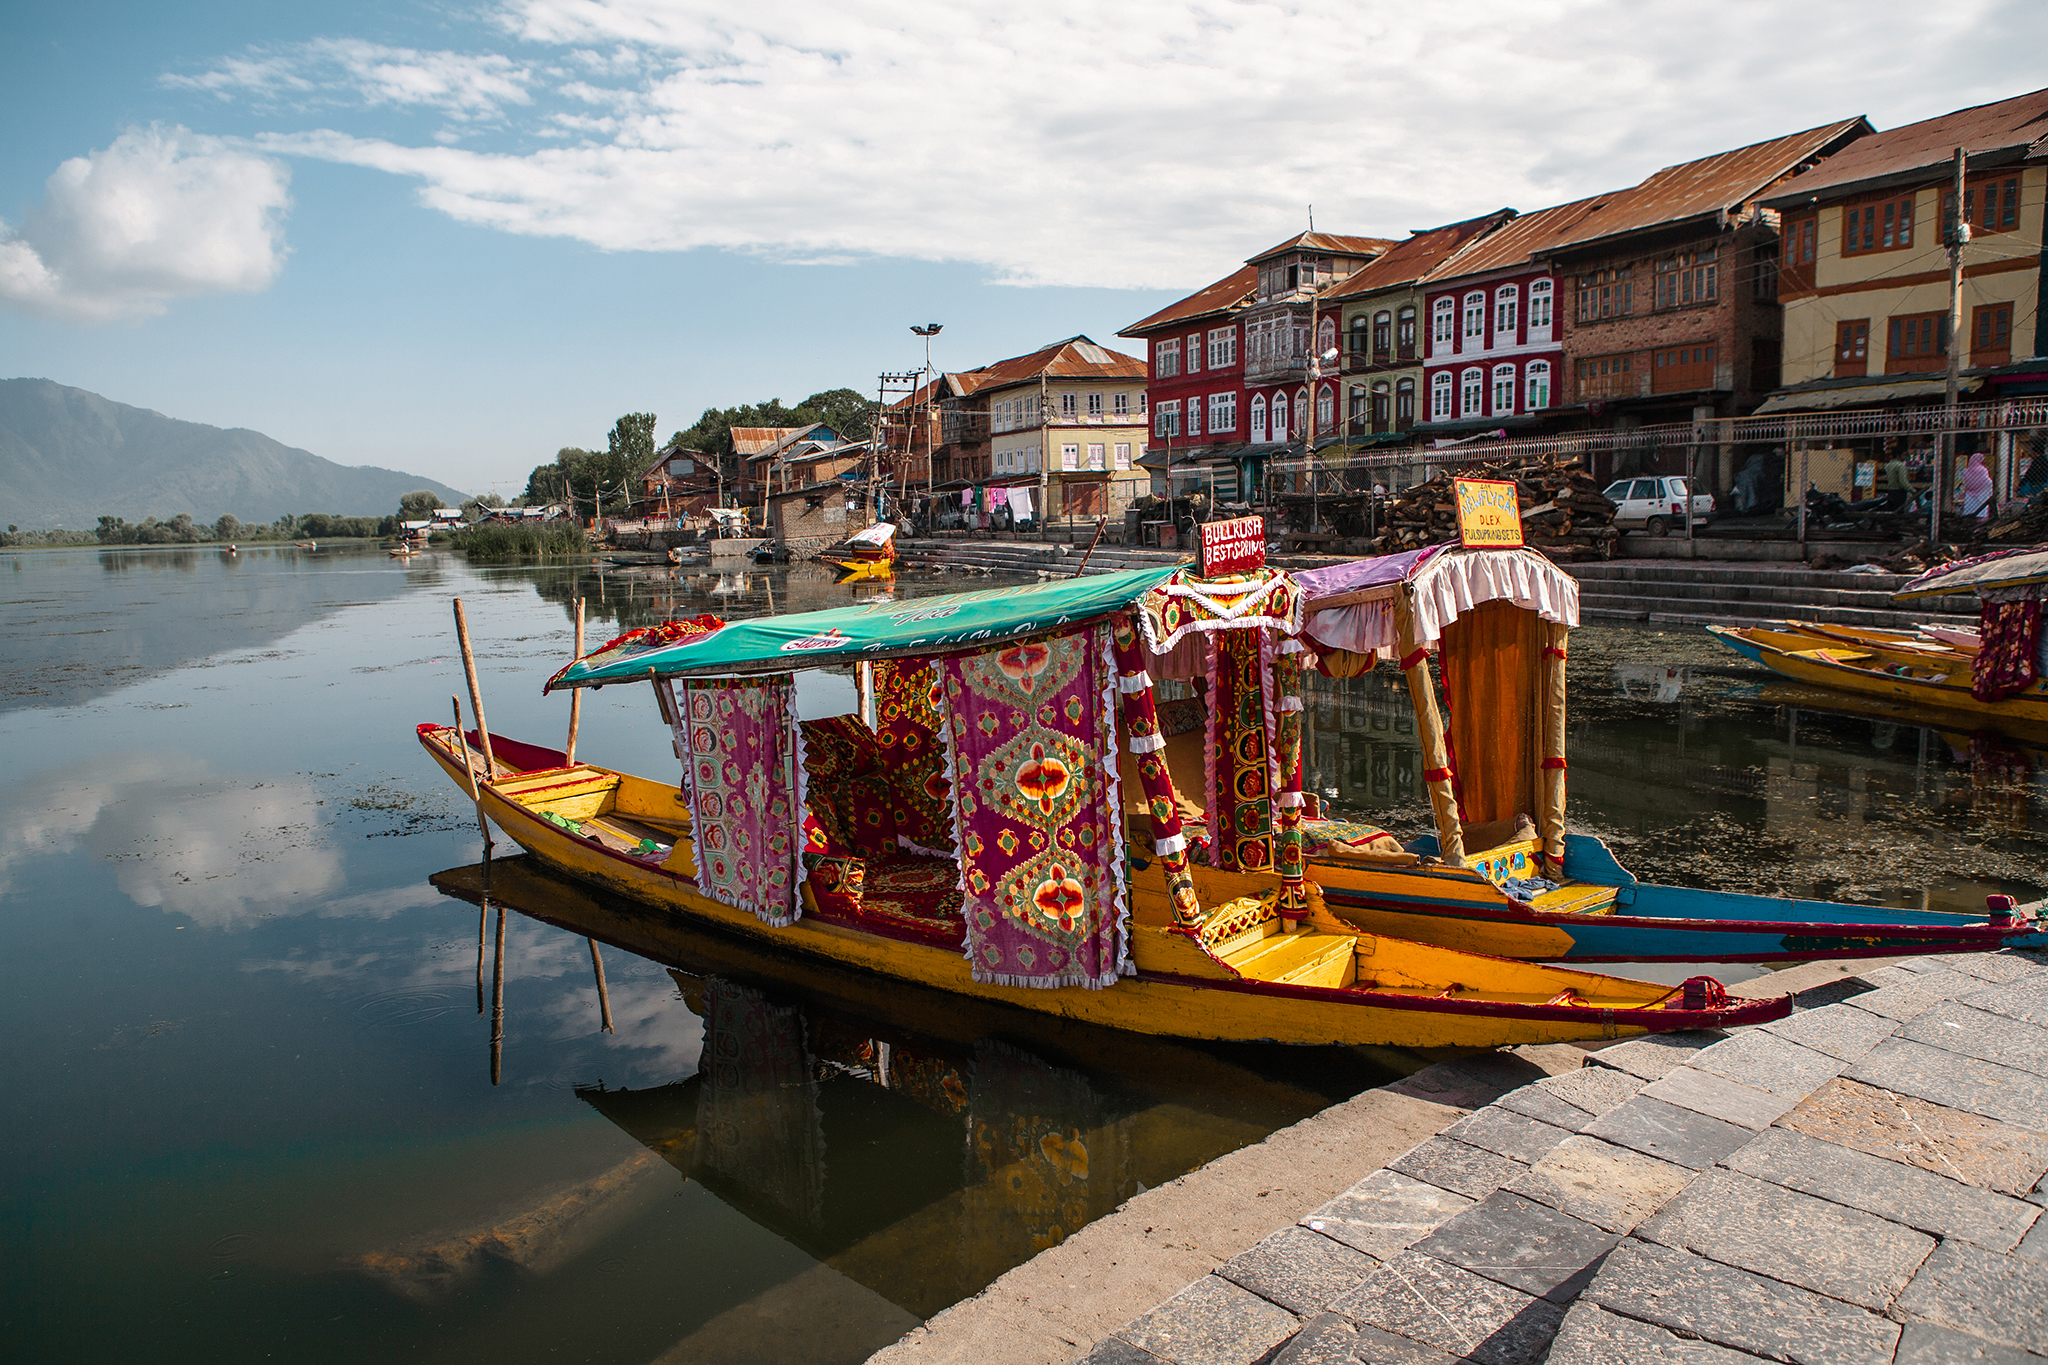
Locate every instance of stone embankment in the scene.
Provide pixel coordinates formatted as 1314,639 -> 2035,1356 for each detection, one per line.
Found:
1566,561 -> 1978,633
870,953 -> 2048,1365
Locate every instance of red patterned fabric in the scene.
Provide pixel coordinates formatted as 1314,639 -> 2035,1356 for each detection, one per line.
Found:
1210,630 -> 1273,872
1112,613 -> 1202,930
873,659 -> 955,854
1973,600 -> 2042,702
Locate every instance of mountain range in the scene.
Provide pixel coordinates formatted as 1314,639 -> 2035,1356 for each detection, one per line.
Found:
0,379 -> 469,529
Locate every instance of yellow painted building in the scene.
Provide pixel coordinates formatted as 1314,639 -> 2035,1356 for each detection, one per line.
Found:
1762,88 -> 2046,399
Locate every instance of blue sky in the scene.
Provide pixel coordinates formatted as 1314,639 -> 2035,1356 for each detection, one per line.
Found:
2,1 -> 2043,496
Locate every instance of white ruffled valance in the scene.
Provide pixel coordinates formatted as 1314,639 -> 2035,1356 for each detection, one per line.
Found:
1304,548 -> 1579,652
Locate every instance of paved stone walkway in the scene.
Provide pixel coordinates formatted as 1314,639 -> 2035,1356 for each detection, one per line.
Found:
1080,952 -> 2048,1365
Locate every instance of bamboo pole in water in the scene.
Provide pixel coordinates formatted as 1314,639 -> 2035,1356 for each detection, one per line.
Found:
565,596 -> 586,763
490,901 -> 507,1086
453,598 -> 498,776
452,696 -> 493,849
588,938 -> 614,1034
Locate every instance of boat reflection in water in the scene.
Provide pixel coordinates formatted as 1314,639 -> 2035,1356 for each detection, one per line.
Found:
430,854 -> 1406,1328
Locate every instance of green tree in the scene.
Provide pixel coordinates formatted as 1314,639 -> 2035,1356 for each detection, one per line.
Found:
608,412 -> 658,471
398,490 -> 440,521
798,388 -> 875,442
214,514 -> 242,541
462,492 -> 507,521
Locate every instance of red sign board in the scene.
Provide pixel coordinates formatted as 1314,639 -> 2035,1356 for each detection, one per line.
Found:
1199,516 -> 1266,576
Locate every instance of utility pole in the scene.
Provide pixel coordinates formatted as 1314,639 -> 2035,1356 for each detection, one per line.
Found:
1935,144 -> 1969,549
912,324 -> 943,506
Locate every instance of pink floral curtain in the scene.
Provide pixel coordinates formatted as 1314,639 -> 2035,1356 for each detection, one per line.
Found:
668,675 -> 806,927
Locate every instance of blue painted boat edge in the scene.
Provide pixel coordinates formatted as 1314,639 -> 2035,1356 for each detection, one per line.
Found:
1704,625 -> 1768,664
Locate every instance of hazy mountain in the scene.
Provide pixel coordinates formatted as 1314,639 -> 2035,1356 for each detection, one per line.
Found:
0,378 -> 469,529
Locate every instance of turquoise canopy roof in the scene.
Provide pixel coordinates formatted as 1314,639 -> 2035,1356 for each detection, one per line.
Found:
544,564 -> 1182,690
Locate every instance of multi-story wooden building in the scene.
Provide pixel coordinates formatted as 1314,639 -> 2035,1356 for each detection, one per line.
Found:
1761,88 -> 2047,407
1321,212 -> 1513,446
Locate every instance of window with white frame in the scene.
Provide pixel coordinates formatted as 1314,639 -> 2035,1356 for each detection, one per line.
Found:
1269,391 -> 1288,442
1114,442 -> 1131,470
1061,443 -> 1079,471
1156,339 -> 1181,378
1431,372 -> 1454,420
1460,367 -> 1483,417
1463,292 -> 1486,345
1185,333 -> 1203,373
1316,384 -> 1333,429
1491,363 -> 1516,414
1139,392 -> 1146,412
1061,392 -> 1078,418
1250,393 -> 1268,442
1155,401 -> 1180,437
1528,279 -> 1553,332
1113,391 -> 1129,416
1525,360 -> 1551,410
1087,392 -> 1102,416
1432,297 -> 1456,349
1186,400 -> 1201,437
1208,327 -> 1236,368
1087,443 -> 1105,470
1293,389 -> 1308,438
1317,316 -> 1336,362
1208,391 -> 1237,433
1495,285 -> 1519,338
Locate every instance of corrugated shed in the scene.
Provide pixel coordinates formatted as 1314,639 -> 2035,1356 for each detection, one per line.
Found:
1561,118 -> 1868,246
1120,264 -> 1258,337
1318,211 -> 1516,302
1761,87 -> 2048,204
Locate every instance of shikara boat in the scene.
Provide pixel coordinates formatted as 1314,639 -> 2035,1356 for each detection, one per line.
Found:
1282,547 -> 2045,962
1704,621 -> 2048,727
422,566 -> 1783,1046
820,522 -> 897,582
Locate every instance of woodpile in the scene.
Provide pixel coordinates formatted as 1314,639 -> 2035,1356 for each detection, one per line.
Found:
1982,492 -> 2048,544
1371,459 -> 1620,562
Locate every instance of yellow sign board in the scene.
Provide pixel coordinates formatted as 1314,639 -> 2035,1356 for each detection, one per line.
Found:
1453,477 -> 1524,548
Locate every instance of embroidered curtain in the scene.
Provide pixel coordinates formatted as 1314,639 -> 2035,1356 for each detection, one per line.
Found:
669,675 -> 807,927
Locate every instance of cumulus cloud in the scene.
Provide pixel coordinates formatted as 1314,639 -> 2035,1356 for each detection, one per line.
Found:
0,125 -> 291,323
194,0 -> 2042,290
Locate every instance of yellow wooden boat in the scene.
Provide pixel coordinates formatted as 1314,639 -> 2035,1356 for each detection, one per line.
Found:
424,567 -> 1782,1048
1706,624 -> 2048,726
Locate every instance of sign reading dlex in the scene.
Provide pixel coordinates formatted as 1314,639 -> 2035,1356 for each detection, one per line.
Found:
1453,478 -> 1524,548
1199,515 -> 1265,576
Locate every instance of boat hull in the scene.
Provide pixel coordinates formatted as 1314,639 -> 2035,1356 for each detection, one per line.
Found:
418,727 -> 1787,1046
1705,623 -> 2048,725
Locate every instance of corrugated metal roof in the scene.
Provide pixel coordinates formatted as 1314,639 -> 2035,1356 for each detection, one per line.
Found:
1318,211 -> 1516,302
1761,88 -> 2048,204
1120,264 -> 1258,337
731,426 -> 809,455
1560,119 -> 1869,247
1419,194 -> 1619,282
886,337 -> 1146,409
1244,231 -> 1398,264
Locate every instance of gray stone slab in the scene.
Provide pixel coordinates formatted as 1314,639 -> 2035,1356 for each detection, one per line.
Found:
1268,1313 -> 1456,1365
1301,1169 -> 1472,1261
1493,1083 -> 1594,1132
1536,1065 -> 1644,1118
1114,1274 -> 1301,1365
1440,1106 -> 1573,1165
1895,1320 -> 2048,1364
1505,1135 -> 1697,1234
1684,1029 -> 1848,1100
1386,1136 -> 1527,1202
1325,1250 -> 1565,1365
1857,964 -> 1920,987
1216,1226 -> 1379,1319
1542,1303 -> 1770,1364
1640,1065 -> 1798,1131
1724,1126 -> 2039,1251
1757,1002 -> 1898,1062
1849,1036 -> 2048,1132
1896,1239 -> 2048,1354
2020,1214 -> 2048,1262
1580,1095 -> 1752,1171
1905,951 -> 2043,984
1410,1190 -> 1618,1302
1845,967 -> 1979,1022
1581,1030 -> 1723,1081
1082,1338 -> 1173,1365
1583,1238 -> 1900,1365
1966,975 -> 2048,1027
1637,1168 -> 1935,1310
1780,1077 -> 2048,1196
1903,1000 -> 2048,1078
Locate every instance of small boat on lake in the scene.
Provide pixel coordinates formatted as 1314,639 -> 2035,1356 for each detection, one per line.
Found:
819,522 -> 897,583
421,564 -> 1785,1047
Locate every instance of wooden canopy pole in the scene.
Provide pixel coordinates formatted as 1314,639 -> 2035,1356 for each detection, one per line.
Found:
565,596 -> 586,764
1395,591 -> 1465,863
1537,621 -> 1570,869
453,599 -> 498,777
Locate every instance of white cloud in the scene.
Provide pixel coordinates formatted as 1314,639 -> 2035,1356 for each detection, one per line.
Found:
199,0 -> 2043,290
0,125 -> 290,323
166,39 -> 535,121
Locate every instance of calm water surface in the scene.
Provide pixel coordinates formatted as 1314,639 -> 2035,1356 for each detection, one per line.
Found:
3,544 -> 2045,1364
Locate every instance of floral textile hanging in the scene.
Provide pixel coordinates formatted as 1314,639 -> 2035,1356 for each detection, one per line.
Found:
668,674 -> 807,927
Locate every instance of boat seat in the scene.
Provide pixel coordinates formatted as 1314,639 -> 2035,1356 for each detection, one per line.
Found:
1525,883 -> 1620,916
1217,924 -> 1358,989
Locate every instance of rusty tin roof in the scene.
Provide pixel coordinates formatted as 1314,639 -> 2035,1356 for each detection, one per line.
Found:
1762,88 -> 2048,205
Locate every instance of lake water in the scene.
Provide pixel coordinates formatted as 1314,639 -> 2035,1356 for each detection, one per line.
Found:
3,544 -> 2044,1364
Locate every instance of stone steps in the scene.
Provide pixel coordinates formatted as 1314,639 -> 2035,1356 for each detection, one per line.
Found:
1567,561 -> 1975,631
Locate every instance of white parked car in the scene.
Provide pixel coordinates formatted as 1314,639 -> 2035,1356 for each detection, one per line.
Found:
1602,476 -> 1715,536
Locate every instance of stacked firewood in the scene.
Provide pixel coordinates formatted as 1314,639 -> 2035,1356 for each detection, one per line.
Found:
1371,459 -> 1620,561
1982,492 -> 2048,544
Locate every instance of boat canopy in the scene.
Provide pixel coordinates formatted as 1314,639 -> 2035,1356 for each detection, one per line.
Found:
1896,548 -> 2048,601
847,522 -> 896,548
543,564 -> 1179,690
1296,546 -> 1580,653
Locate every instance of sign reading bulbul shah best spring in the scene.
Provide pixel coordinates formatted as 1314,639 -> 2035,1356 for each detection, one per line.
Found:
1453,478 -> 1524,548
1198,516 -> 1265,576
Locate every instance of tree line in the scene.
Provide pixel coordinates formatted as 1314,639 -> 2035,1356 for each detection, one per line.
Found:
1,489 -> 508,548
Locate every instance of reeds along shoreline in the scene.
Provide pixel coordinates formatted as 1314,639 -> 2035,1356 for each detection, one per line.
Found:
452,522 -> 589,560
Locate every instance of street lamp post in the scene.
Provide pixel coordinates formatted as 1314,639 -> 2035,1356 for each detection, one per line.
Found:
912,324 -> 943,501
